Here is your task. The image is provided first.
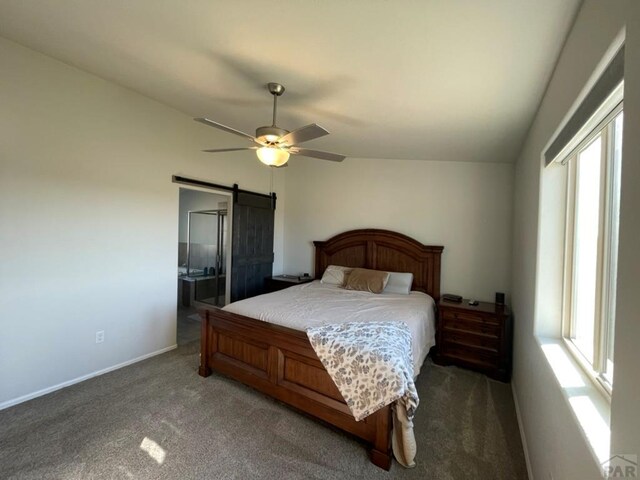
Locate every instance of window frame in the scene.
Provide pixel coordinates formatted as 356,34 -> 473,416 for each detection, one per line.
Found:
560,100 -> 623,398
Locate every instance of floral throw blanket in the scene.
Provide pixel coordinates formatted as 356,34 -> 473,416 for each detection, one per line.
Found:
306,321 -> 419,422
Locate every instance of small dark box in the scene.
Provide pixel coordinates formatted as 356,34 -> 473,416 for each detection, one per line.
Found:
495,292 -> 505,305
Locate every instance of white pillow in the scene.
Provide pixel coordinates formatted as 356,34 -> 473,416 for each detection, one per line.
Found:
383,272 -> 414,295
320,265 -> 353,286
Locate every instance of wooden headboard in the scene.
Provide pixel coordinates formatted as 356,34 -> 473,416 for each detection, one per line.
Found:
314,229 -> 444,300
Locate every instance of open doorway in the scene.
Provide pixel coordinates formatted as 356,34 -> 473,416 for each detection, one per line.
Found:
176,187 -> 232,346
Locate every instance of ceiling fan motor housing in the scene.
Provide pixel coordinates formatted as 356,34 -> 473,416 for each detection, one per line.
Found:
256,125 -> 289,144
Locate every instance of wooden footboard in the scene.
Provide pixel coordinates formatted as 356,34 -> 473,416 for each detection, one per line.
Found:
198,306 -> 392,470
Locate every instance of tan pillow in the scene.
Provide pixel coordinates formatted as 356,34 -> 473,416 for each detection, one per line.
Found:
344,268 -> 390,294
320,265 -> 353,286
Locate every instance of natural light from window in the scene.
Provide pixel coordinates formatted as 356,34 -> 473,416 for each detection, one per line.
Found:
563,106 -> 623,394
569,394 -> 610,462
140,437 -> 166,465
541,343 -> 586,389
541,340 -> 611,463
571,135 -> 602,364
603,112 -> 623,386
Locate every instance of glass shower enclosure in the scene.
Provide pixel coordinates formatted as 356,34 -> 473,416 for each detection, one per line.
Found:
181,209 -> 227,306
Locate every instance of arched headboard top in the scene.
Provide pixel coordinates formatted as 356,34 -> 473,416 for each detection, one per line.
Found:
314,229 -> 444,300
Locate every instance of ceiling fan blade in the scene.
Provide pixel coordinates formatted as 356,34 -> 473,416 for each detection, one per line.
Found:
290,147 -> 345,162
194,118 -> 260,144
279,124 -> 329,146
202,147 -> 258,153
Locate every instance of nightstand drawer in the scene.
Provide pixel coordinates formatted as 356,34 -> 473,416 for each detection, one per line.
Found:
441,317 -> 500,337
442,310 -> 499,325
440,342 -> 499,369
441,329 -> 499,352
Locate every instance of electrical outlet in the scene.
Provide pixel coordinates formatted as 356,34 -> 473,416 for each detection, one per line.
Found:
95,330 -> 105,344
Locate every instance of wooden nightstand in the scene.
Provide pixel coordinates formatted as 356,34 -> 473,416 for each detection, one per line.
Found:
264,275 -> 314,293
433,299 -> 512,382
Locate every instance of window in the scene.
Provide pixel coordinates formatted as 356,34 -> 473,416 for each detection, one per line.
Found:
562,104 -> 623,394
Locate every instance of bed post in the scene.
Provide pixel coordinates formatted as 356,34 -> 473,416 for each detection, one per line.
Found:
369,406 -> 392,470
198,310 -> 212,377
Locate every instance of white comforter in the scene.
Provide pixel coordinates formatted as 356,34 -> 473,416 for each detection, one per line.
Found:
223,280 -> 436,376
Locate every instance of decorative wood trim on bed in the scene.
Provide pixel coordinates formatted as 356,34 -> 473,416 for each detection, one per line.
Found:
314,229 -> 443,300
198,308 -> 393,468
198,229 -> 443,470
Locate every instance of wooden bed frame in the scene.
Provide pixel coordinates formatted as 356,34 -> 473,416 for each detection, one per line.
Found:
198,229 -> 443,469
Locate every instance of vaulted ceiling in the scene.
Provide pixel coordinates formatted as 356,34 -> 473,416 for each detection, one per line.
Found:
0,0 -> 580,162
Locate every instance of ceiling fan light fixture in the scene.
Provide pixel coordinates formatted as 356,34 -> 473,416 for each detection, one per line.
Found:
256,146 -> 290,167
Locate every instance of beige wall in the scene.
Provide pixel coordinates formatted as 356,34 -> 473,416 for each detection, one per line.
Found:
511,1 -> 640,478
283,156 -> 514,302
0,37 -> 285,407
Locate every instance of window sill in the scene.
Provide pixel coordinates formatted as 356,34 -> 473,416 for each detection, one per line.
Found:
537,336 -> 611,464
562,337 -> 613,398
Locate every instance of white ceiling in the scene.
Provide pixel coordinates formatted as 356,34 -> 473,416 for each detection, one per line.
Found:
0,0 -> 580,162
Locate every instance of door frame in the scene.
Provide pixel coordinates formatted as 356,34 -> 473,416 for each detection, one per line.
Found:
175,183 -> 233,306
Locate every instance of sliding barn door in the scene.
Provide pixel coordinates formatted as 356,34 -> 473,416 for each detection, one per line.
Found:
230,191 -> 275,302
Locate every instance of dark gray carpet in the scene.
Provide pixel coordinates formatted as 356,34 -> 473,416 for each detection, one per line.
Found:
176,306 -> 201,346
0,316 -> 527,480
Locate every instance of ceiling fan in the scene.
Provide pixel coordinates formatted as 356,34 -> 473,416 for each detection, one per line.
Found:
195,82 -> 346,167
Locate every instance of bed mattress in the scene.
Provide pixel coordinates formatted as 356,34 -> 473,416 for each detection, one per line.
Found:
223,280 -> 436,376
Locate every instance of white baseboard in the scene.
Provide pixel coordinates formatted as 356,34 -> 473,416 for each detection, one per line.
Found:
512,380 -> 534,480
0,344 -> 178,411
